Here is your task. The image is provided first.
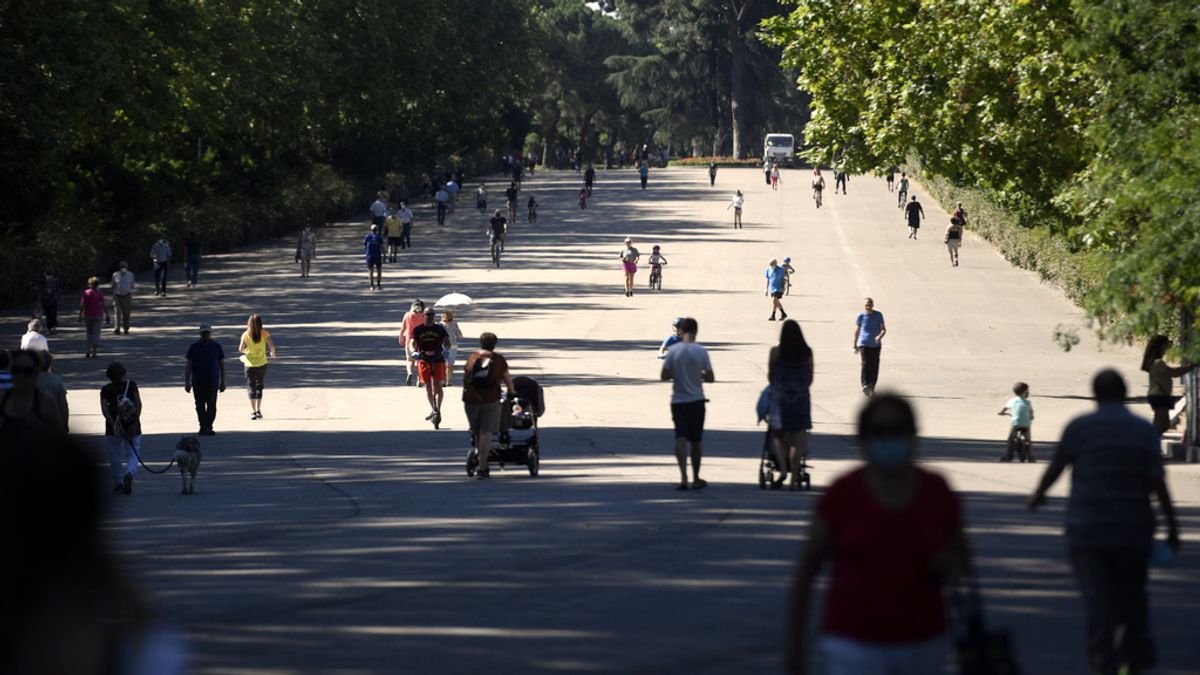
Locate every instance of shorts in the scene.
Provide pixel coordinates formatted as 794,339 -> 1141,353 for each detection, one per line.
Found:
417,360 -> 446,385
367,256 -> 382,269
771,290 -> 784,299
671,400 -> 706,442
908,221 -> 920,229
465,401 -> 502,436
946,239 -> 960,251
1148,395 -> 1178,412
387,237 -> 402,246
622,261 -> 637,274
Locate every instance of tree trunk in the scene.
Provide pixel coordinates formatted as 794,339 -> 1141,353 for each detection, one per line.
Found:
541,108 -> 560,169
727,2 -> 752,159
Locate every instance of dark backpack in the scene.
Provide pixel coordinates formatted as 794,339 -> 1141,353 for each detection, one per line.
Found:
468,353 -> 494,388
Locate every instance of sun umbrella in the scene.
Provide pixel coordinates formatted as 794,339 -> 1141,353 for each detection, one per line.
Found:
434,292 -> 474,309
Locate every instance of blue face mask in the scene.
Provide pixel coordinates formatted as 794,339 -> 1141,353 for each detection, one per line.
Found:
867,438 -> 913,468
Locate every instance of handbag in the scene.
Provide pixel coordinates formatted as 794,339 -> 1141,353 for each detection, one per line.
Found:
953,574 -> 1020,675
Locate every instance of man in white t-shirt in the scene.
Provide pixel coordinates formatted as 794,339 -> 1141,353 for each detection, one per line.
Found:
111,261 -> 136,335
661,317 -> 715,490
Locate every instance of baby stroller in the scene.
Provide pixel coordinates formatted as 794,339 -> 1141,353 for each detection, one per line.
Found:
756,386 -> 812,490
466,376 -> 544,477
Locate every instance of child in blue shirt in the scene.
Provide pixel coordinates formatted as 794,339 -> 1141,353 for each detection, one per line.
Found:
998,381 -> 1034,461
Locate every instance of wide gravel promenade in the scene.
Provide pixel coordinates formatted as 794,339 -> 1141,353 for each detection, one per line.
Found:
15,166 -> 1199,674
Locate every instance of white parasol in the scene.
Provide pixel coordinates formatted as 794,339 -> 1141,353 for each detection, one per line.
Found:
434,292 -> 474,309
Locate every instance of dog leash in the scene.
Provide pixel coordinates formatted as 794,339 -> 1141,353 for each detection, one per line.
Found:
124,437 -> 179,475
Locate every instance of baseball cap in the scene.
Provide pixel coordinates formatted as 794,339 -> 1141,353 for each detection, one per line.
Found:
672,317 -> 684,327
198,323 -> 212,333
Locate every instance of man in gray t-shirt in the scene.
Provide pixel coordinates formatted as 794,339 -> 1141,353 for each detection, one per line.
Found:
1030,369 -> 1180,675
661,317 -> 715,491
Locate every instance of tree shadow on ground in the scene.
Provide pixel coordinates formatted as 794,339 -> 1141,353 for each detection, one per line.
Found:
100,427 -> 1200,675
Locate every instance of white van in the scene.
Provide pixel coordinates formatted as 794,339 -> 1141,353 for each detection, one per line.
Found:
763,133 -> 795,166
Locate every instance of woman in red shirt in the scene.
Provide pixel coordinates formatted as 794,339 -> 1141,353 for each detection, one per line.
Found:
786,395 -> 970,674
77,276 -> 110,359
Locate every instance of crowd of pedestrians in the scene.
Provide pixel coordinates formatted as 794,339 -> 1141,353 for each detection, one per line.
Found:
1,161 -> 1193,675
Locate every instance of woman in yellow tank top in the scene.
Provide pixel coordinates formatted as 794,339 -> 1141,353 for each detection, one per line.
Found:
238,314 -> 277,420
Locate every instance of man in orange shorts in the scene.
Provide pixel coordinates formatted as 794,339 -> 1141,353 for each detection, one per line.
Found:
409,306 -> 451,426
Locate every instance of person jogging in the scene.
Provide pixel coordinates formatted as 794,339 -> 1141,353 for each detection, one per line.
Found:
944,218 -> 963,266
728,190 -> 744,229
905,195 -> 925,239
661,317 -> 715,491
853,298 -> 887,396
619,237 -> 640,297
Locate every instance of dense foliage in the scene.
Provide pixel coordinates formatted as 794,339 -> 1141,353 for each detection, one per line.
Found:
763,0 -> 1200,358
0,0 -> 804,307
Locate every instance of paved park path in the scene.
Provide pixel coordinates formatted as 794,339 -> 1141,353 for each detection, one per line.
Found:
15,167 -> 1199,674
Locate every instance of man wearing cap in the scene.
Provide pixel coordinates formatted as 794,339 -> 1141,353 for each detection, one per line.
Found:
111,261 -> 136,335
149,236 -> 172,296
409,307 -> 451,425
658,318 -> 684,359
765,259 -> 788,321
364,223 -> 384,290
399,299 -> 426,386
185,324 -> 226,436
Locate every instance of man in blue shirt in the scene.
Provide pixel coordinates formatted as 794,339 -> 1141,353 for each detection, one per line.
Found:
185,324 -> 226,436
364,224 -> 384,291
1030,370 -> 1180,675
852,297 -> 887,396
765,259 -> 788,321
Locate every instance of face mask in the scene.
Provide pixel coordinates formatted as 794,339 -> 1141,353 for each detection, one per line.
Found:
867,438 -> 913,468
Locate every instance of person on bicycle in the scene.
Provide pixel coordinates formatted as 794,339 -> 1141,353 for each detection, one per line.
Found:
584,164 -> 595,195
648,245 -> 667,288
488,209 -> 507,250
811,169 -> 826,207
505,182 -> 519,222
897,171 -> 909,208
527,195 -> 538,223
998,381 -> 1034,461
409,307 -> 451,426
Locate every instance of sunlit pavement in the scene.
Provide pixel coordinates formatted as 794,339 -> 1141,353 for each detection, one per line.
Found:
23,167 -> 1199,673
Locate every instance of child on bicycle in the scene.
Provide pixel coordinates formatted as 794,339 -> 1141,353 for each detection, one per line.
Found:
648,245 -> 667,288
998,381 -> 1034,461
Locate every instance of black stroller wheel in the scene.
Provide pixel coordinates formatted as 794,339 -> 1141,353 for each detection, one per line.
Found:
526,447 -> 540,476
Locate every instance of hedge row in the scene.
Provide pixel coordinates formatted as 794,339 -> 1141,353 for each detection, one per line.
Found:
1,164 -> 359,313
912,167 -> 1105,307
